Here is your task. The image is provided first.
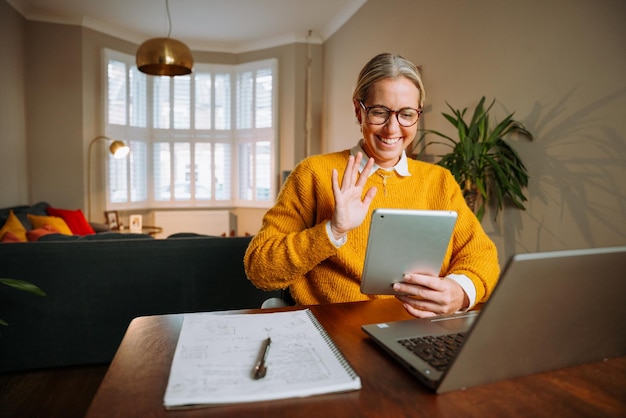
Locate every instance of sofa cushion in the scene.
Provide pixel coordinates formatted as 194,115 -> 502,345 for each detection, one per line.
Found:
27,214 -> 73,235
90,222 -> 112,233
40,231 -> 153,241
26,201 -> 51,216
78,232 -> 154,241
38,233 -> 81,242
0,211 -> 27,242
46,207 -> 95,236
0,205 -> 29,219
27,225 -> 61,241
167,232 -> 219,238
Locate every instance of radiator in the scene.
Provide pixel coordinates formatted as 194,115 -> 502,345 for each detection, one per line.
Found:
153,210 -> 237,238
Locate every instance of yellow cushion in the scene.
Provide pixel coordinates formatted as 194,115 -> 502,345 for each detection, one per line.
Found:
0,210 -> 27,242
27,214 -> 73,235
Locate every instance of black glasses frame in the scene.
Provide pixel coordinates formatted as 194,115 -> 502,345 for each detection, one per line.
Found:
359,101 -> 423,127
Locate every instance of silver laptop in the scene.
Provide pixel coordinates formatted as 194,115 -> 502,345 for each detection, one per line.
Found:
360,208 -> 457,295
362,246 -> 626,393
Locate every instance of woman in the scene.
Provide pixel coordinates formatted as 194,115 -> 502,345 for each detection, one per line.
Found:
244,53 -> 500,318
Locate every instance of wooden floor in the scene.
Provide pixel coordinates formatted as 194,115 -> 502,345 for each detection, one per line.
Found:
0,363 -> 109,418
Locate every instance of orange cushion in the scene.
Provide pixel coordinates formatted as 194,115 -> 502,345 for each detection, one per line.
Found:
46,207 -> 95,236
27,224 -> 60,241
27,214 -> 73,235
0,210 -> 27,242
1,230 -> 23,243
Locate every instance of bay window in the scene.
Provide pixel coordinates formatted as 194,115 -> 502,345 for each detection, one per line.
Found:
104,49 -> 277,210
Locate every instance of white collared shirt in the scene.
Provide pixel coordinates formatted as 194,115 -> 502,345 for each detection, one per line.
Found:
349,141 -> 411,177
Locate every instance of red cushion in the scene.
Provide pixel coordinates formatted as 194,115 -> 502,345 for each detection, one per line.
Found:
26,224 -> 60,241
45,207 -> 95,236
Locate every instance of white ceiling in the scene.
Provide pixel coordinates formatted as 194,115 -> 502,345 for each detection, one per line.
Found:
7,0 -> 366,53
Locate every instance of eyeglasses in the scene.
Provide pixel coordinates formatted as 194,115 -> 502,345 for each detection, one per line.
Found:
359,101 -> 422,127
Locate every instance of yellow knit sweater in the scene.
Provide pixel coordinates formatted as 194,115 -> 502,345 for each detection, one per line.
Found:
244,149 -> 500,306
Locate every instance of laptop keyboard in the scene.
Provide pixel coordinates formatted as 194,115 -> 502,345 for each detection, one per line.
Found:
397,333 -> 466,371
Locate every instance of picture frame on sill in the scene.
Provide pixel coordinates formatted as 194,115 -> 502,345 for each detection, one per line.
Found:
105,210 -> 119,230
129,214 -> 143,233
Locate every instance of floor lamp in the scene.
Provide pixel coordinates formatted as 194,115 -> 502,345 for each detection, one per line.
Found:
87,136 -> 130,221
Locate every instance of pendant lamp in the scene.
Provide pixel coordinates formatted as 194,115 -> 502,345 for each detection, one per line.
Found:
136,0 -> 193,76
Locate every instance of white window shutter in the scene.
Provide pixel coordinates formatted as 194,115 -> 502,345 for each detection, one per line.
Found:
104,50 -> 276,210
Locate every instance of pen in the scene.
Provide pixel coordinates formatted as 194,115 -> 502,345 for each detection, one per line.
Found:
253,337 -> 271,379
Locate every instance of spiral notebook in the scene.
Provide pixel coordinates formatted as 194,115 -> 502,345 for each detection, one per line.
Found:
163,309 -> 361,409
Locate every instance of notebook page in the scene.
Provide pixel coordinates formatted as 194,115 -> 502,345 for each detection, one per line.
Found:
163,309 -> 361,408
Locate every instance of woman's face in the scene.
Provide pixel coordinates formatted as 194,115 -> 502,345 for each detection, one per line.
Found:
355,77 -> 421,168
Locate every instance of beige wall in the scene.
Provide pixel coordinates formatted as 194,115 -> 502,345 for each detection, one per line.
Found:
25,21 -> 84,210
323,0 -> 626,263
0,1 -> 28,206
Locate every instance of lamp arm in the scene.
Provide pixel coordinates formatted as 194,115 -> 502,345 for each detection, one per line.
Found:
87,136 -> 112,221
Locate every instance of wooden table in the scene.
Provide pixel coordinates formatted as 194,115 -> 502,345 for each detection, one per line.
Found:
86,299 -> 626,418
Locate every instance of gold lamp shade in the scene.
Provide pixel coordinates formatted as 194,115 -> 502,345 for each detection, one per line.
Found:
136,37 -> 193,76
109,140 -> 130,159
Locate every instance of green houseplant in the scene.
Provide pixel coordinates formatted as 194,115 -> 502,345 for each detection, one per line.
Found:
1,278 -> 46,326
418,97 -> 533,221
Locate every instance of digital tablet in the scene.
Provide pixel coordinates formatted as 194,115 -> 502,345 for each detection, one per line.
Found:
360,208 -> 458,295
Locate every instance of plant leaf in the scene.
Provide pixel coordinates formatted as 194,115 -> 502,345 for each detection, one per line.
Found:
0,278 -> 46,297
476,204 -> 485,222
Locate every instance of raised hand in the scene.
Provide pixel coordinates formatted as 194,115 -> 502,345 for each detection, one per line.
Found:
329,152 -> 377,240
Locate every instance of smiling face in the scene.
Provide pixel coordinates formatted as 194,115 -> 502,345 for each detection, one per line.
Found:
355,77 -> 421,168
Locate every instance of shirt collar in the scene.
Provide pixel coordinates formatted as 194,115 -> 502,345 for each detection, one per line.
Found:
350,140 -> 411,177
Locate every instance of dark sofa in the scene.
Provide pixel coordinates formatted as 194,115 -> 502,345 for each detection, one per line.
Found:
0,235 -> 281,372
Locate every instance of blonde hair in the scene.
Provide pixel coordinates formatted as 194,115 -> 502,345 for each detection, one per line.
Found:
352,53 -> 425,109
